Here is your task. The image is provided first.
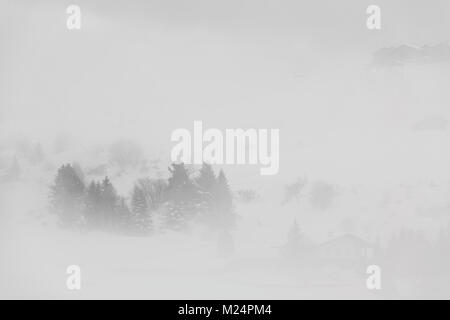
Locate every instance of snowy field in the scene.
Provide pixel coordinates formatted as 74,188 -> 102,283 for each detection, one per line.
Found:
1,172 -> 449,299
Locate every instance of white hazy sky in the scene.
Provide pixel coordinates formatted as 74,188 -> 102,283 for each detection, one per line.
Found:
1,0 -> 450,185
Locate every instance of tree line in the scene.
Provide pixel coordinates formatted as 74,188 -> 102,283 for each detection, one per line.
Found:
49,162 -> 235,234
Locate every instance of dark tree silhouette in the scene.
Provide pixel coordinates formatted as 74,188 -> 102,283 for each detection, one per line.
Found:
84,181 -> 102,227
283,177 -> 307,205
195,163 -> 217,224
99,176 -> 119,228
196,163 -> 216,192
50,161 -> 237,235
131,184 -> 151,233
214,170 -> 235,230
165,163 -> 199,230
50,164 -> 85,226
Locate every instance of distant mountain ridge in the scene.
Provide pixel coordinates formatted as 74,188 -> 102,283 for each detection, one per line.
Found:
373,43 -> 450,66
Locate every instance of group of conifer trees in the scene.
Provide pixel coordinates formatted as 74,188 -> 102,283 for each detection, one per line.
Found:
49,162 -> 235,234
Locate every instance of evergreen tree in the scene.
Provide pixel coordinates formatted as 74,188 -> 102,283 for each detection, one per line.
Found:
165,163 -> 199,230
99,176 -> 119,229
214,170 -> 235,230
283,219 -> 308,259
195,163 -> 217,223
84,178 -> 132,231
196,163 -> 216,192
131,184 -> 151,233
131,185 -> 147,216
72,162 -> 85,185
84,181 -> 102,227
50,164 -> 85,226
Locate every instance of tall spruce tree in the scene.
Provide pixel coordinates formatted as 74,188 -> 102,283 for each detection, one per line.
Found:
195,163 -> 217,223
84,181 -> 102,228
72,162 -> 85,185
50,164 -> 85,226
131,184 -> 151,233
214,170 -> 235,229
84,178 -> 131,231
196,163 -> 216,191
283,219 -> 308,259
99,176 -> 119,229
165,163 -> 199,230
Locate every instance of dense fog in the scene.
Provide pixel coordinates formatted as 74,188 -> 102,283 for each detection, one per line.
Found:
1,0 -> 450,299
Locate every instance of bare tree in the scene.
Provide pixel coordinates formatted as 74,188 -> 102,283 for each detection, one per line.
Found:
282,177 -> 307,205
136,177 -> 168,210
